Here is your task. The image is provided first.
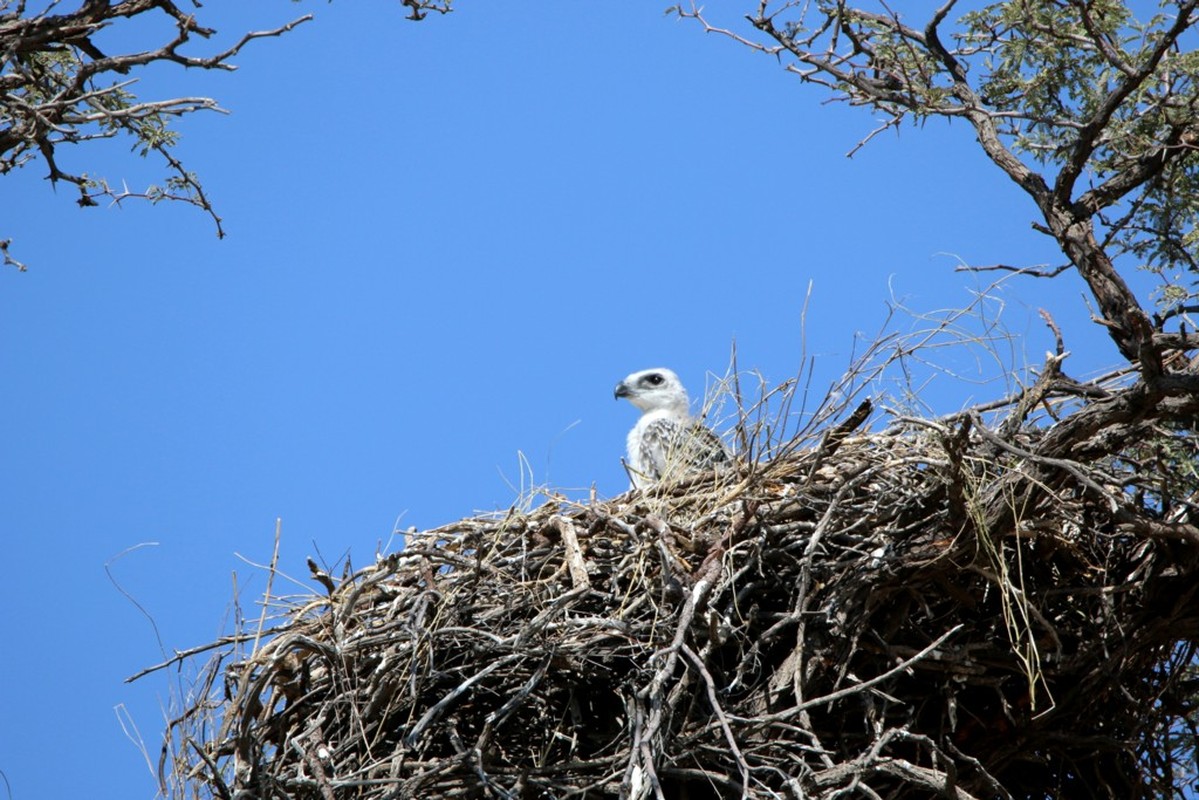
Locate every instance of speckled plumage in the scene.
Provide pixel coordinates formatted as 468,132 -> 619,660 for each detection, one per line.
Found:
614,368 -> 729,489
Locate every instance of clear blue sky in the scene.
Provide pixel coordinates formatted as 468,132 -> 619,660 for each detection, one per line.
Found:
0,3 -> 1146,799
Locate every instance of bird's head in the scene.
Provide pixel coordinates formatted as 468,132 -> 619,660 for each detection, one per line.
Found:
614,368 -> 690,415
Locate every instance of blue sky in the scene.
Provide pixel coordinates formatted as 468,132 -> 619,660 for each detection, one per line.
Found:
0,3 -> 1148,798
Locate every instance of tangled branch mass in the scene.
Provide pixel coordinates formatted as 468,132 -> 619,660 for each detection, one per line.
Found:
159,357 -> 1199,799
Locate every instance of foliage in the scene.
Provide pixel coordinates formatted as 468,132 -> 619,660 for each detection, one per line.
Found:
0,0 -> 452,271
676,0 -> 1199,343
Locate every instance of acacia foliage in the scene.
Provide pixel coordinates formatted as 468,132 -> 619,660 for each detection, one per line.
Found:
680,0 -> 1199,343
0,0 -> 451,270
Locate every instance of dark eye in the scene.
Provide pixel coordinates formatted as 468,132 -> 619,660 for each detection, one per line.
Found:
645,374 -> 664,386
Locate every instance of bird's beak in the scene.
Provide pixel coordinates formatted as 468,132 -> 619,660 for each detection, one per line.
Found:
614,381 -> 631,400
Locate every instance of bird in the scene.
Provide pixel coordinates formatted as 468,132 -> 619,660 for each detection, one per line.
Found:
613,368 -> 729,489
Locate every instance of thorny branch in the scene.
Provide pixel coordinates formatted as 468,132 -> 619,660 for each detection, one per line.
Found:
673,1 -> 1199,370
0,1 -> 452,269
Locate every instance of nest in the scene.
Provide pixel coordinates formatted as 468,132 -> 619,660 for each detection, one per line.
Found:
158,371 -> 1199,800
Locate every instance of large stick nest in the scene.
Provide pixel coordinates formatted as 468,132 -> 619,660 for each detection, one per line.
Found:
160,365 -> 1199,800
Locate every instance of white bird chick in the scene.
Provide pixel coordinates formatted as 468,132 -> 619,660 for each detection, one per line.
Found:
613,368 -> 728,489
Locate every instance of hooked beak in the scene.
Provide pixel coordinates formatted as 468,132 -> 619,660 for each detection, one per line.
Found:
614,381 -> 631,400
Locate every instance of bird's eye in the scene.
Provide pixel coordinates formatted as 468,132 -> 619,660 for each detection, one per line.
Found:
646,374 -> 664,386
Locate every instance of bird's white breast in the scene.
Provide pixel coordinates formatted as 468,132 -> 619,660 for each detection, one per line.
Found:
627,409 -> 686,486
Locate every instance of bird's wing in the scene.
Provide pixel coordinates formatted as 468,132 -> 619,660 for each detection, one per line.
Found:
639,416 -> 728,483
670,420 -> 729,470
